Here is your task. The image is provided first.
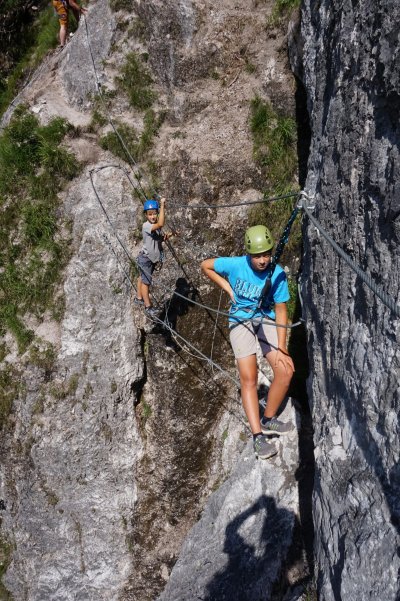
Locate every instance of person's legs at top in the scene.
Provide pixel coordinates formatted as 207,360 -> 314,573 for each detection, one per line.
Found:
52,0 -> 68,46
59,20 -> 68,46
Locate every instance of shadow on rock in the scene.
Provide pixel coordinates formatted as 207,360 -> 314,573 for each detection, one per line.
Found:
203,495 -> 301,601
153,277 -> 198,349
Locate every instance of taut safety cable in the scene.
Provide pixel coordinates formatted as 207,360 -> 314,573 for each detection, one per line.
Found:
168,190 -> 300,210
300,193 -> 400,319
89,166 -> 302,329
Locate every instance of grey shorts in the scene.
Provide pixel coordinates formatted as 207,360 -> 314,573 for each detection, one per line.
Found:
137,253 -> 156,286
229,320 -> 279,359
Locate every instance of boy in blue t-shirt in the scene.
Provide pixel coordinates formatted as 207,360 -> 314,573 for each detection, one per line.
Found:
201,225 -> 295,460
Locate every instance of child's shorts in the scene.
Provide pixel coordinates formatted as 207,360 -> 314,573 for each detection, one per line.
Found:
137,253 -> 156,286
229,320 -> 278,359
53,0 -> 68,22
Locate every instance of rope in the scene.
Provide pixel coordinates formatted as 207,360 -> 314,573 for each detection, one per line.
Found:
210,290 -> 223,372
89,165 -> 302,329
256,202 -> 301,310
100,228 -> 241,387
168,191 -> 300,210
300,194 -> 400,319
83,15 -> 149,202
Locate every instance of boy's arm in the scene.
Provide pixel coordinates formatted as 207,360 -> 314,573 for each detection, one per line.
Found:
274,302 -> 295,371
201,259 -> 235,303
150,197 -> 165,231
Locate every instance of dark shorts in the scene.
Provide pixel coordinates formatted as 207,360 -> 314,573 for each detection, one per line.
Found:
229,320 -> 278,359
137,253 -> 156,286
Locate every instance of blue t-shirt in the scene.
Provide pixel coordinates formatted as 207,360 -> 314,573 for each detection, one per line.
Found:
214,256 -> 289,322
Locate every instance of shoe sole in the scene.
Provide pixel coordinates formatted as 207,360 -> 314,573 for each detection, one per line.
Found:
255,448 -> 278,460
261,425 -> 293,436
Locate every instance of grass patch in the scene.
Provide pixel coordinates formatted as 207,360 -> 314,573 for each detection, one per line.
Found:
0,6 -> 59,117
100,110 -> 165,163
110,0 -> 133,10
49,373 -> 79,400
0,533 -> 13,600
267,0 -> 301,28
286,276 -> 297,321
250,95 -> 297,194
142,400 -> 152,419
0,106 -> 80,352
248,95 -> 300,269
0,363 -> 21,432
28,341 -> 57,374
117,52 -> 157,111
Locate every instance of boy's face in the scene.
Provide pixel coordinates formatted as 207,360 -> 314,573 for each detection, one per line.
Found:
249,251 -> 272,272
146,209 -> 158,223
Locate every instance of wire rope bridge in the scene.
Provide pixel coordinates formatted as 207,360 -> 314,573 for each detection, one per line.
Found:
82,13 -> 400,387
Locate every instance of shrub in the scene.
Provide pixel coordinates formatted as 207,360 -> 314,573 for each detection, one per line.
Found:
0,107 -> 79,352
117,52 -> 157,111
249,95 -> 300,273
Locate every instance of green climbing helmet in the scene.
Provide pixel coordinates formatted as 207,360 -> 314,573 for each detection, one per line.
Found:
244,225 -> 274,254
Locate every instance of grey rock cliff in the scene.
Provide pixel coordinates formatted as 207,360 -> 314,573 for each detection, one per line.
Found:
0,1 -> 308,600
298,1 -> 400,599
1,166 -> 144,600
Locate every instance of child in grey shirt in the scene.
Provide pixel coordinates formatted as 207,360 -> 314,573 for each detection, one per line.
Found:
136,197 -> 174,316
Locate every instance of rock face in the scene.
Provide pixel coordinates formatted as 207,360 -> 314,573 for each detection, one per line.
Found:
0,165 -> 144,601
1,1 -> 309,601
298,1 -> 400,599
157,404 -> 302,601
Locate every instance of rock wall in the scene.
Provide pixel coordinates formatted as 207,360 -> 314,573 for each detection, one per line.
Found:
0,165 -> 144,600
0,1 -> 310,600
298,1 -> 400,599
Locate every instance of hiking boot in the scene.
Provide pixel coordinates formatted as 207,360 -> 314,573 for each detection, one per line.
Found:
145,306 -> 159,318
134,297 -> 144,305
261,416 -> 294,436
253,435 -> 278,460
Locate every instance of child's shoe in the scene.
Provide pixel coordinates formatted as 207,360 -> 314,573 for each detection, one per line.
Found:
253,434 -> 278,460
261,416 -> 294,436
145,306 -> 159,318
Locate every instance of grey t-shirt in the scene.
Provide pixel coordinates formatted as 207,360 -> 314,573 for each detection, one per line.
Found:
142,221 -> 163,263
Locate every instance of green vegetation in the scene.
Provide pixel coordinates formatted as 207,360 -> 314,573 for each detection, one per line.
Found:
0,106 -> 79,352
28,341 -> 57,374
0,6 -> 60,117
0,534 -> 13,600
110,0 -> 133,11
248,95 -> 300,273
267,0 -> 301,28
0,364 -> 21,431
286,276 -> 297,321
142,400 -> 152,419
100,110 -> 165,163
250,95 -> 297,194
117,52 -> 157,111
50,373 -> 79,400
